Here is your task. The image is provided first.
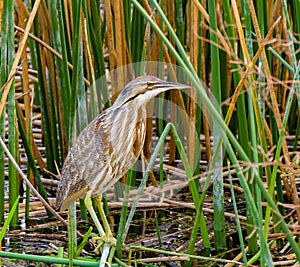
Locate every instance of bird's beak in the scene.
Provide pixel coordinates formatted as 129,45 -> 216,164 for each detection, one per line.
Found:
152,80 -> 190,92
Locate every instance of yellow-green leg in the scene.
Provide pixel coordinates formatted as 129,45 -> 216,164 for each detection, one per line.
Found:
84,191 -> 116,267
94,196 -> 113,236
94,196 -> 116,264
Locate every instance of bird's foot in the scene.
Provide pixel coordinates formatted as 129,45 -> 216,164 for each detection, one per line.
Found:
91,235 -> 116,267
92,235 -> 116,255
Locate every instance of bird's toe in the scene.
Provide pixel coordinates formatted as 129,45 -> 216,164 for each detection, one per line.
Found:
92,235 -> 117,255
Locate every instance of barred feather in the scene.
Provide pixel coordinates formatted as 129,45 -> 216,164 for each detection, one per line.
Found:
56,75 -> 189,211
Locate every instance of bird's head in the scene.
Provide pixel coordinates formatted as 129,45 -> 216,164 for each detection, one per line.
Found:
112,75 -> 190,108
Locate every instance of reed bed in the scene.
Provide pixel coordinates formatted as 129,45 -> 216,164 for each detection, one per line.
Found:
0,0 -> 300,266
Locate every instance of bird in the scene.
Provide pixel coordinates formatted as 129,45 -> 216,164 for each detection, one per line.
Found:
56,75 -> 190,265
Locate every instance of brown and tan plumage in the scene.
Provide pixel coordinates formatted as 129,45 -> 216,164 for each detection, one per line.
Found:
55,75 -> 189,265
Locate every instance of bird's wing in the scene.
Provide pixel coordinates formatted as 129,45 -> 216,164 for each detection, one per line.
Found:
56,112 -> 110,211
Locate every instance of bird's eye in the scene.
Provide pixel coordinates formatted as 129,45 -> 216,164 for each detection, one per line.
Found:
146,81 -> 156,89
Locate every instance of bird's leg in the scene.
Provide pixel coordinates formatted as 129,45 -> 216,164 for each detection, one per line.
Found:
84,191 -> 105,236
94,196 -> 113,237
94,196 -> 116,255
84,192 -> 116,266
94,196 -> 117,264
84,192 -> 116,267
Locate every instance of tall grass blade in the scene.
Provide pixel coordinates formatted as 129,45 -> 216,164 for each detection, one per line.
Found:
49,0 -> 72,157
17,108 -> 49,206
0,196 -> 19,242
228,163 -> 248,266
1,0 -> 18,228
242,0 -> 259,255
207,0 -> 226,250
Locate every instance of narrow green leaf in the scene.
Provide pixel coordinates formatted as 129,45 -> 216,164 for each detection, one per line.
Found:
0,196 -> 20,242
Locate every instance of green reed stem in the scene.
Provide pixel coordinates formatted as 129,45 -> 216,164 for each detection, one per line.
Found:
32,30 -> 56,173
208,0 -> 226,250
169,124 -> 210,253
129,245 -> 242,265
0,6 -> 6,224
88,0 -> 109,109
131,2 -> 146,75
69,0 -> 82,142
0,251 -> 109,267
17,111 -> 49,205
49,0 -> 71,152
122,123 -> 209,252
8,91 -> 18,228
0,196 -> 19,242
76,226 -> 93,258
2,0 -> 19,228
228,163 -> 248,266
68,202 -> 77,267
116,169 -> 135,259
154,210 -> 163,247
174,0 -> 184,45
243,1 -> 259,255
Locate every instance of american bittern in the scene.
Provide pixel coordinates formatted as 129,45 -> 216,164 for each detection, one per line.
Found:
56,75 -> 189,265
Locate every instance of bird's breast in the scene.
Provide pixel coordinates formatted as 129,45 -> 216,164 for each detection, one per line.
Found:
90,114 -> 146,196
109,116 -> 146,177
